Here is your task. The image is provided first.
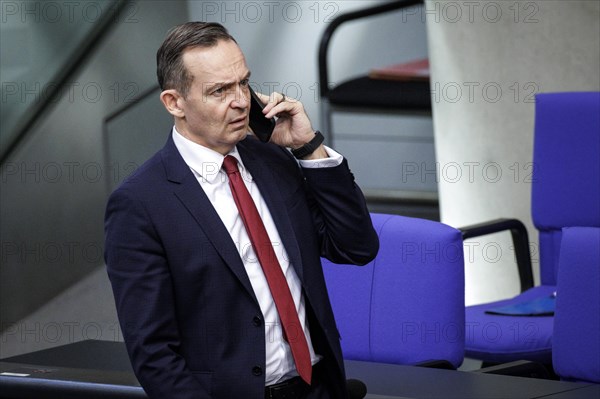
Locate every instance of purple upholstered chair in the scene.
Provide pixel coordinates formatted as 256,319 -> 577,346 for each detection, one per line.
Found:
460,92 -> 600,366
322,213 -> 465,368
553,227 -> 600,383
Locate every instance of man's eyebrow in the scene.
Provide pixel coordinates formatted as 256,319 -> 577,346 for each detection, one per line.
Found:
204,72 -> 252,92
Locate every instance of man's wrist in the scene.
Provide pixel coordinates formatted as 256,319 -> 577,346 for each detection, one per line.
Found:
291,131 -> 325,159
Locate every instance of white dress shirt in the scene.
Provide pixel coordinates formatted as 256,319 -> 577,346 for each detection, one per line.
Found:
172,127 -> 342,385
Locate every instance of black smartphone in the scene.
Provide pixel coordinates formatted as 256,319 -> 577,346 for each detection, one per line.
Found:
249,86 -> 276,142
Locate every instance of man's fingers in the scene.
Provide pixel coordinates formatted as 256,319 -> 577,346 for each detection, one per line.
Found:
264,101 -> 295,119
264,92 -> 302,118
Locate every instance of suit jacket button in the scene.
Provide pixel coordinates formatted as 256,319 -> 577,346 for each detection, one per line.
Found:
253,316 -> 262,326
252,366 -> 263,376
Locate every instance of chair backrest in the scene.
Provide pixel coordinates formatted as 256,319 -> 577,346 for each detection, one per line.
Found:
322,213 -> 465,368
552,226 -> 600,383
531,92 -> 600,285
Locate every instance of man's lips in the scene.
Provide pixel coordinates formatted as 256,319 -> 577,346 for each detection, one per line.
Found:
229,115 -> 248,124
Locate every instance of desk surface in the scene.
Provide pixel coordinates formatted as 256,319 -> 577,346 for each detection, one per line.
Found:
345,360 -> 598,399
1,340 -> 597,399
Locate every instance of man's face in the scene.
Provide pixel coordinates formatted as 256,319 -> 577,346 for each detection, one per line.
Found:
175,39 -> 251,154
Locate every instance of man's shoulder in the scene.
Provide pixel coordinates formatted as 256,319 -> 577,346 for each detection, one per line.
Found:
111,148 -> 168,198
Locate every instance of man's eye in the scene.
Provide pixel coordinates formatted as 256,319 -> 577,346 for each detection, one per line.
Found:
240,79 -> 249,87
213,87 -> 224,95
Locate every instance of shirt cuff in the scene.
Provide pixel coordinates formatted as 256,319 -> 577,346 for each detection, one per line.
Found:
297,146 -> 343,169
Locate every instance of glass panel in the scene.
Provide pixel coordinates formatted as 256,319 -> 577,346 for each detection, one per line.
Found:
1,0 -> 119,154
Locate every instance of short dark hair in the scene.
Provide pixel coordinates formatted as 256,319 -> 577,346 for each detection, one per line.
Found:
156,22 -> 236,98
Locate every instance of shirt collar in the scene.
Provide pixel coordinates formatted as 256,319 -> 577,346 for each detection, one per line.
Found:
172,127 -> 249,184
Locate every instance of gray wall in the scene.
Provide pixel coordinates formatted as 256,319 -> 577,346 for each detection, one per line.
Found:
426,0 -> 600,305
1,1 -> 188,357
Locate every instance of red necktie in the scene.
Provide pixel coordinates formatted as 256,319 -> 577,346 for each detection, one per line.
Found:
222,155 -> 312,385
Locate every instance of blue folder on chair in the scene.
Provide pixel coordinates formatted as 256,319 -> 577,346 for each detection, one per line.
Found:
485,294 -> 556,316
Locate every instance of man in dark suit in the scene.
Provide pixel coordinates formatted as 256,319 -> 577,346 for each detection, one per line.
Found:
105,22 -> 378,399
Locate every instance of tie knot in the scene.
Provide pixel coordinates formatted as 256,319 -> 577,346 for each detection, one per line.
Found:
222,155 -> 239,175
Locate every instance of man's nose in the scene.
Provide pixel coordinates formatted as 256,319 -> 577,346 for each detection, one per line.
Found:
232,86 -> 249,108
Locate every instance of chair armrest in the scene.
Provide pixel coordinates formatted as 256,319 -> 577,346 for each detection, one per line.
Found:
318,0 -> 424,97
459,218 -> 534,293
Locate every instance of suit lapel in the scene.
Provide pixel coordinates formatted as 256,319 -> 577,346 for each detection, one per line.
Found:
160,136 -> 258,302
237,143 -> 306,282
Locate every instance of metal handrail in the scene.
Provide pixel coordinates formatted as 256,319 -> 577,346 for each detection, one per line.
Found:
317,0 -> 423,98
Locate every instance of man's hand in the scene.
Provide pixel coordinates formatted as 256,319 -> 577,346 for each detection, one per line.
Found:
255,92 -> 327,159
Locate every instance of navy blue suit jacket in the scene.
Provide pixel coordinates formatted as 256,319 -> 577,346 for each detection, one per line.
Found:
105,134 -> 378,398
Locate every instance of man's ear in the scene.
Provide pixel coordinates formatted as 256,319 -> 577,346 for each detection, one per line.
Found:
160,89 -> 185,118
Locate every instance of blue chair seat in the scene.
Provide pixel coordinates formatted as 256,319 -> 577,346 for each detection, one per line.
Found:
461,92 -> 600,366
465,285 -> 555,363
